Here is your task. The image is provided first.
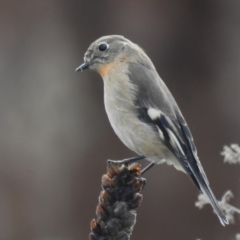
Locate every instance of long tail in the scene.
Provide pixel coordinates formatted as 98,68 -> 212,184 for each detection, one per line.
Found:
202,185 -> 228,226
177,115 -> 228,225
189,163 -> 228,226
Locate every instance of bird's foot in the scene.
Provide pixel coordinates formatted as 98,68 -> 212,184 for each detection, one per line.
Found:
136,177 -> 146,189
140,162 -> 155,175
107,155 -> 145,166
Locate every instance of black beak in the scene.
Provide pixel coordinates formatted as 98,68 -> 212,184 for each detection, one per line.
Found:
75,62 -> 91,72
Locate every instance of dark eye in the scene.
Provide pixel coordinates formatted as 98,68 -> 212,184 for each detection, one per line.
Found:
99,44 -> 108,51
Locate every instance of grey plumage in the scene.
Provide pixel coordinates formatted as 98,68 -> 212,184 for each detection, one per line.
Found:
76,35 -> 228,225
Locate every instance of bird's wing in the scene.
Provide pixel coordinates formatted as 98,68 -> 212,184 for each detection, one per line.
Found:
138,106 -> 203,190
128,62 -> 228,225
128,62 -> 210,188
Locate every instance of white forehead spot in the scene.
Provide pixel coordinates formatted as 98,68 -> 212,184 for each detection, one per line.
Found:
147,108 -> 162,120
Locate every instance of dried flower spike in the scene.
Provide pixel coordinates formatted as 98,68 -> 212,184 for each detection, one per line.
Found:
89,162 -> 145,240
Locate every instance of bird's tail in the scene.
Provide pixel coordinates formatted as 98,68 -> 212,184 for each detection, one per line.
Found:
184,155 -> 228,225
199,179 -> 228,226
177,115 -> 228,225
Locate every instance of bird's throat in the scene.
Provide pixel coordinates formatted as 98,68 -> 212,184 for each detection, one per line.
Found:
97,62 -> 115,79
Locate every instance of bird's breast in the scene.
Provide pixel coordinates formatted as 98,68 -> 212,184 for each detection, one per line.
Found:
103,69 -> 138,142
103,70 -> 170,160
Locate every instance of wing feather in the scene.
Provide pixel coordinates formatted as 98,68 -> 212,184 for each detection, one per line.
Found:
128,61 -> 227,225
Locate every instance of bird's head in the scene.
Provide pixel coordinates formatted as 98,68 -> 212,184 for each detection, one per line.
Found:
75,35 -> 145,78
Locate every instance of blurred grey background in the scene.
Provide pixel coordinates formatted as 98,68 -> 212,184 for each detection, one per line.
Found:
0,1 -> 240,239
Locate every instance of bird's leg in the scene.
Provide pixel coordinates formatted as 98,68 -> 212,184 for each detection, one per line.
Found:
141,162 -> 155,175
107,155 -> 145,166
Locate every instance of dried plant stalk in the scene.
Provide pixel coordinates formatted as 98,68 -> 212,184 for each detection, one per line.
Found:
89,162 -> 145,240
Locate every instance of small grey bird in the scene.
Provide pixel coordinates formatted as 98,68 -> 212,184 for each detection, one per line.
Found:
76,35 -> 228,225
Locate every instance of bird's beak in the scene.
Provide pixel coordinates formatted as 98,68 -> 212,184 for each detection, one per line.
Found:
75,61 -> 91,72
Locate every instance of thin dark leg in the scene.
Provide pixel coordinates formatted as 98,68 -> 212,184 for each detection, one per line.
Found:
141,162 -> 155,175
107,155 -> 145,165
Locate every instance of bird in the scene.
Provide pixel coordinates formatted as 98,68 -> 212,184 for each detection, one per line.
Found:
75,35 -> 228,225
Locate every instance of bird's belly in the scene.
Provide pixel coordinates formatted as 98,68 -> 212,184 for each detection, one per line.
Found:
103,73 -> 180,169
105,102 -> 174,164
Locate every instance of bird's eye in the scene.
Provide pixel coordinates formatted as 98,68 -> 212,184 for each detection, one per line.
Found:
99,44 -> 108,51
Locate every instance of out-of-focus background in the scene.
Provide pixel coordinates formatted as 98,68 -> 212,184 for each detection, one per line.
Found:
0,1 -> 240,239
